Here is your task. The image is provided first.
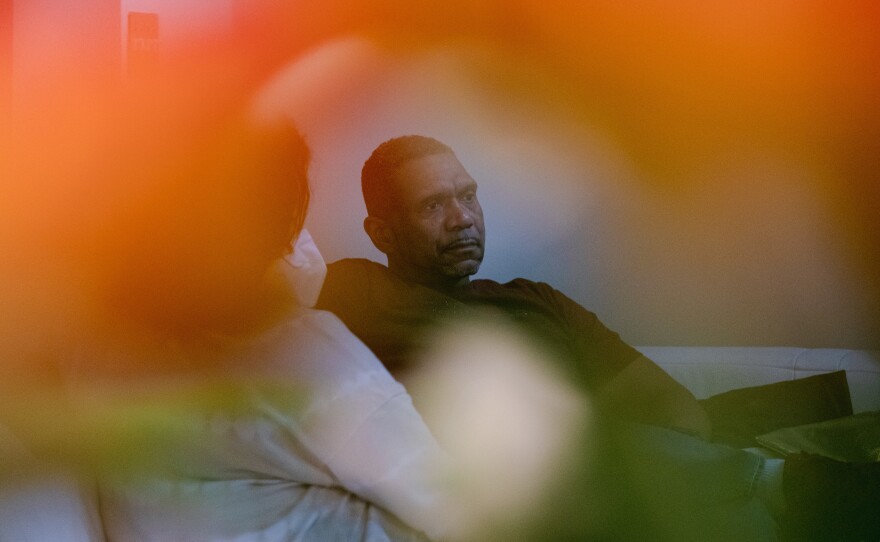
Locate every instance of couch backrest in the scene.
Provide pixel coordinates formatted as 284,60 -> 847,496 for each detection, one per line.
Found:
637,347 -> 880,413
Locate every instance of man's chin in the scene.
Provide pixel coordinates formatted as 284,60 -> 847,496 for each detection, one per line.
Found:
445,259 -> 482,278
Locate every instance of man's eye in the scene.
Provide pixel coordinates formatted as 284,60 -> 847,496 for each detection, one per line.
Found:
461,192 -> 476,203
425,201 -> 441,211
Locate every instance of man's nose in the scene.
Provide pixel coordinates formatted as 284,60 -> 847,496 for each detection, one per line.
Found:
446,200 -> 474,230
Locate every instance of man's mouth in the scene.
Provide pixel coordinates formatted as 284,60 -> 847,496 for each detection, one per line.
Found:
444,239 -> 480,253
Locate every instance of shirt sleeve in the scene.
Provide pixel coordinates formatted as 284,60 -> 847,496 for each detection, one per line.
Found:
250,309 -> 452,540
526,280 -> 642,390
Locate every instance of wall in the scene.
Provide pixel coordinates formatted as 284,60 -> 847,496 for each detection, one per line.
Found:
11,0 -> 237,86
119,0 -> 234,56
11,0 -> 120,107
0,0 -> 11,117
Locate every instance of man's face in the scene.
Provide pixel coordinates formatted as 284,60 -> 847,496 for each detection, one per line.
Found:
386,151 -> 485,288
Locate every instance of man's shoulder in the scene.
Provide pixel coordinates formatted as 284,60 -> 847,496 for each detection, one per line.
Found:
470,277 -> 563,298
326,258 -> 391,277
319,258 -> 449,314
467,277 -> 591,320
318,258 -> 388,309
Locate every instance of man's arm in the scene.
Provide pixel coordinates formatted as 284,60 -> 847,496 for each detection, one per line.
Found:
526,281 -> 711,439
594,354 -> 711,439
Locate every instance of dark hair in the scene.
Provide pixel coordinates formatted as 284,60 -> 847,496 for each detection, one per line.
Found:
93,115 -> 312,334
225,119 -> 311,249
361,135 -> 453,218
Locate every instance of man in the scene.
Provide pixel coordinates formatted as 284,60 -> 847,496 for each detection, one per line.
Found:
317,135 -> 710,438
316,135 -> 880,542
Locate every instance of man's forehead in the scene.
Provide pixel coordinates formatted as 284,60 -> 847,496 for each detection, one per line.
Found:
392,151 -> 476,194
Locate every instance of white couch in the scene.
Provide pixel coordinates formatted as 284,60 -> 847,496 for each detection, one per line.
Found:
639,346 -> 880,414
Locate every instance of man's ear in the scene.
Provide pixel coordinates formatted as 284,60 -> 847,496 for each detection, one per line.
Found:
364,216 -> 396,255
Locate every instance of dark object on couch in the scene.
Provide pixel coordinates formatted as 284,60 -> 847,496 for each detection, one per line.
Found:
699,370 -> 853,448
